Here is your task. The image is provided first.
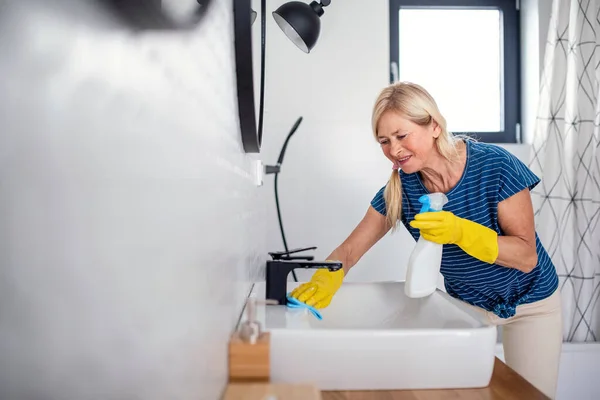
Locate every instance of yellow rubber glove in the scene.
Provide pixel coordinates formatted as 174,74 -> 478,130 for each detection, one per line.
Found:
289,265 -> 344,309
409,211 -> 499,264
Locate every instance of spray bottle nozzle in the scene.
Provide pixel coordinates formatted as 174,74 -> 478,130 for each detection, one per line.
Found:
418,193 -> 449,213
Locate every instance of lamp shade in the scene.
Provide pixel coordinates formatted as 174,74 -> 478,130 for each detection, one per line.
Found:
272,1 -> 325,53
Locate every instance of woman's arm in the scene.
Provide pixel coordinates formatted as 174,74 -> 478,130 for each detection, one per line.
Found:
496,188 -> 538,273
327,206 -> 391,275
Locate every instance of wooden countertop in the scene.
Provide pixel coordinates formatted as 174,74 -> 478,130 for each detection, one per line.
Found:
321,358 -> 550,400
223,383 -> 322,400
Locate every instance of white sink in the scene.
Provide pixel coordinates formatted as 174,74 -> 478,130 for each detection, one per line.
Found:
243,281 -> 497,391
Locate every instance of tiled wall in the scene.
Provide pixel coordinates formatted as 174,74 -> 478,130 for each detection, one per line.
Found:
0,1 -> 265,399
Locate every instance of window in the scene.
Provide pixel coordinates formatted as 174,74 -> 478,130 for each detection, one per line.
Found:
389,0 -> 520,143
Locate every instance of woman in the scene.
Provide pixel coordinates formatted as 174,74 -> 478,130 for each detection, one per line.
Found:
290,82 -> 562,399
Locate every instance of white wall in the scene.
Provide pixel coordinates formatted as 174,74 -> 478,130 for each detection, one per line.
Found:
520,0 -> 555,145
538,0 -> 553,69
256,0 -> 414,283
0,1 -> 264,399
521,0 -> 540,144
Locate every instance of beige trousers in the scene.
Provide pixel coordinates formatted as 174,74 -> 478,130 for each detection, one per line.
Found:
464,288 -> 563,399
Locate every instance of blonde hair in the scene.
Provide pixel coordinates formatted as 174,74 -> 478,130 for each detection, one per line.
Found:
371,81 -> 463,231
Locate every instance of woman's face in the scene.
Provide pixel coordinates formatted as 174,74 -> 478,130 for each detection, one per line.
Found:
376,110 -> 441,174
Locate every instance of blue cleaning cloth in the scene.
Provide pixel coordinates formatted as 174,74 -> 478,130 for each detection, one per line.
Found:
286,294 -> 323,320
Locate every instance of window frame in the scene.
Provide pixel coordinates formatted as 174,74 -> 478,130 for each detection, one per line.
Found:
389,0 -> 521,144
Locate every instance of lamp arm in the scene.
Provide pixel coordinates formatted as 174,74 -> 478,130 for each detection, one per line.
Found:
276,116 -> 303,165
265,116 -> 303,175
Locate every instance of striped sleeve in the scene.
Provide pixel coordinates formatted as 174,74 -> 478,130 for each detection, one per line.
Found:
370,185 -> 387,215
497,149 -> 540,202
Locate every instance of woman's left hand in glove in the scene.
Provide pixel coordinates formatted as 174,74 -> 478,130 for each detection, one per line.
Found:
409,211 -> 499,264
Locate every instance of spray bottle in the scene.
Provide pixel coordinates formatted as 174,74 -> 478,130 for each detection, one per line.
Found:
404,193 -> 449,298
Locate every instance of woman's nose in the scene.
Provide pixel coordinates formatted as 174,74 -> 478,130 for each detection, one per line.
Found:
391,141 -> 403,156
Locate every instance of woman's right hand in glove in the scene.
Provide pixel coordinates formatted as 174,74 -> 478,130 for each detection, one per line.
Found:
289,267 -> 344,309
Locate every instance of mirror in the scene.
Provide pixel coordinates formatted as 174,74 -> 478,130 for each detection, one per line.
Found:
103,0 -> 215,30
102,0 -> 329,154
235,0 -> 331,153
103,0 -> 261,152
233,0 -> 261,153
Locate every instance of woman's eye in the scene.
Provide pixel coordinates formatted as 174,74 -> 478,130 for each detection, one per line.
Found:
397,135 -> 407,140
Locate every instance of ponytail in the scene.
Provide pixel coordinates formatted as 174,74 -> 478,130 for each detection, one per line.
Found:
384,170 -> 403,230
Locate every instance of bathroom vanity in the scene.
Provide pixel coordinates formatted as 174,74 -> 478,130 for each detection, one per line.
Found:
229,281 -> 549,399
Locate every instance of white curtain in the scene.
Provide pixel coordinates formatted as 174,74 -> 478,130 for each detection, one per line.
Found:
529,0 -> 600,342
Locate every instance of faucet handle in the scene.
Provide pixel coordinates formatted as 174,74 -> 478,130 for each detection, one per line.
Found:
268,246 -> 317,260
239,297 -> 277,344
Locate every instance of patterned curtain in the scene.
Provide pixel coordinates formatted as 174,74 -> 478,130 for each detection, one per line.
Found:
529,0 -> 600,342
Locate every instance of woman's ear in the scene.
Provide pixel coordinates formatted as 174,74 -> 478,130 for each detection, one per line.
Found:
432,119 -> 441,138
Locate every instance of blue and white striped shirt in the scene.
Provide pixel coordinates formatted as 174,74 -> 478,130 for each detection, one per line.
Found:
370,140 -> 559,318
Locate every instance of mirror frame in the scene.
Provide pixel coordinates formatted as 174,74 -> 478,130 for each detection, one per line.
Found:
233,0 -> 261,153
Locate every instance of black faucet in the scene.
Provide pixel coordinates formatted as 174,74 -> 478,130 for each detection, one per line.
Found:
265,256 -> 343,305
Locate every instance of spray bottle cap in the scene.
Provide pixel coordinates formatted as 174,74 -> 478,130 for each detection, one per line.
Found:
418,193 -> 449,213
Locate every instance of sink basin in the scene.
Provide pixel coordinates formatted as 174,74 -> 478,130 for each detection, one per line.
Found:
243,281 -> 497,391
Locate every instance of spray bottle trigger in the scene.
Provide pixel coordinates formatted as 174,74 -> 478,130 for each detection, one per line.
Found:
418,195 -> 431,214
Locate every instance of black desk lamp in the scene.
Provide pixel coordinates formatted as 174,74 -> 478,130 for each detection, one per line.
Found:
272,0 -> 331,53
251,0 -> 332,52
265,117 -> 317,282
248,0 -> 333,152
